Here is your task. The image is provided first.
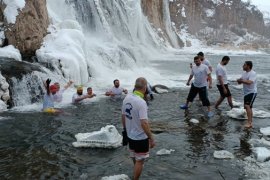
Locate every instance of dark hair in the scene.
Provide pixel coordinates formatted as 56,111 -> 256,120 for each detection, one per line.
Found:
197,52 -> 204,56
194,56 -> 200,61
245,61 -> 253,69
113,79 -> 119,84
87,87 -> 92,91
222,56 -> 230,61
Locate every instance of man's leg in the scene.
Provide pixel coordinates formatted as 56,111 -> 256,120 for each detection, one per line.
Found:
215,96 -> 225,109
227,96 -> 233,109
244,104 -> 253,128
134,159 -> 144,180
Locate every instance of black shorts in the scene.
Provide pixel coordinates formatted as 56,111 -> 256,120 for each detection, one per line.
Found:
217,84 -> 231,97
187,84 -> 210,106
128,138 -> 149,153
244,93 -> 257,108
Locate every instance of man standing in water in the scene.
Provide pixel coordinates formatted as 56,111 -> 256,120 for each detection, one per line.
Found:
43,79 -> 61,113
237,61 -> 257,128
197,51 -> 213,72
180,56 -> 213,117
122,77 -> 155,180
215,56 -> 233,109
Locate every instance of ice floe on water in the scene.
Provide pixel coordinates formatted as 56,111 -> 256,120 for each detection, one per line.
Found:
156,148 -> 175,155
260,127 -> 270,136
253,147 -> 270,162
101,174 -> 130,180
242,156 -> 270,179
213,150 -> 234,159
72,125 -> 122,148
227,108 -> 270,120
227,108 -> 247,119
249,138 -> 270,147
189,118 -> 199,124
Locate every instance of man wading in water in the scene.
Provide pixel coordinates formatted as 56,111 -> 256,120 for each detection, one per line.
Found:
122,77 -> 155,180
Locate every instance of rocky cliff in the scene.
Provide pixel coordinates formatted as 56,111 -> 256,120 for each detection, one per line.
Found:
142,0 -> 270,49
0,0 -> 49,59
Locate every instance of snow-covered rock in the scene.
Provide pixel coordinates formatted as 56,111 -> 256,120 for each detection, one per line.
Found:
213,150 -> 234,159
72,125 -> 122,148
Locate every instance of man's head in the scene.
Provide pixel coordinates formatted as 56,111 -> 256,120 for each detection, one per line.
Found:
197,52 -> 204,61
87,87 -> 92,95
77,86 -> 83,95
194,56 -> 201,66
243,61 -> 253,71
49,85 -> 58,94
113,79 -> 120,88
134,77 -> 147,93
54,82 -> 60,91
221,56 -> 230,65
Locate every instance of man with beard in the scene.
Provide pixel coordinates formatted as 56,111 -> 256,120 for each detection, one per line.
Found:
105,79 -> 128,99
180,56 -> 214,117
72,86 -> 94,104
215,56 -> 233,109
237,61 -> 257,128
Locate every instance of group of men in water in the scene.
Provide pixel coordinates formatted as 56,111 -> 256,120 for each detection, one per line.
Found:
42,78 -> 130,113
180,52 -> 257,129
41,51 -> 257,180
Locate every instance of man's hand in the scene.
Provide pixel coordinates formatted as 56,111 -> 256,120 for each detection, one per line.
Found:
186,82 -> 190,86
237,78 -> 242,84
46,78 -> 51,86
149,138 -> 155,148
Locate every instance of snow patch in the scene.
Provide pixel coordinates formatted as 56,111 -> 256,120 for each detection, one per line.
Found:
260,127 -> 270,136
0,45 -> 22,61
2,0 -> 25,24
101,174 -> 130,180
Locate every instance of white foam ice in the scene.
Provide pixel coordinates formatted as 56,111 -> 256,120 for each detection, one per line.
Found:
154,87 -> 169,94
253,147 -> 270,162
72,125 -> 122,148
213,150 -> 234,159
232,100 -> 242,107
227,108 -> 270,120
189,118 -> 199,124
249,138 -> 270,147
156,148 -> 175,155
2,0 -> 25,24
242,156 -> 270,179
260,127 -> 270,136
0,45 -> 22,61
101,174 -> 130,180
227,108 -> 247,120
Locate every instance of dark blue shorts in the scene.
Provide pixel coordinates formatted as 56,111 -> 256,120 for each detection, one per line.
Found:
217,84 -> 231,97
244,93 -> 257,108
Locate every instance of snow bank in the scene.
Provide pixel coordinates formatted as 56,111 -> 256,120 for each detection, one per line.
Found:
0,45 -> 22,61
2,0 -> 25,24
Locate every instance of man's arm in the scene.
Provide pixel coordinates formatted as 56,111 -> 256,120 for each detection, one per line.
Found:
141,120 -> 155,148
186,75 -> 193,86
237,79 -> 253,85
64,80 -> 73,89
122,114 -> 126,129
208,73 -> 212,89
218,75 -> 227,93
74,94 -> 92,103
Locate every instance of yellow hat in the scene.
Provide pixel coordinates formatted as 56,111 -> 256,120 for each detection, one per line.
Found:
77,85 -> 83,91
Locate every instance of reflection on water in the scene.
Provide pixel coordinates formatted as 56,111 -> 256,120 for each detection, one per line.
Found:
1,55 -> 270,179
